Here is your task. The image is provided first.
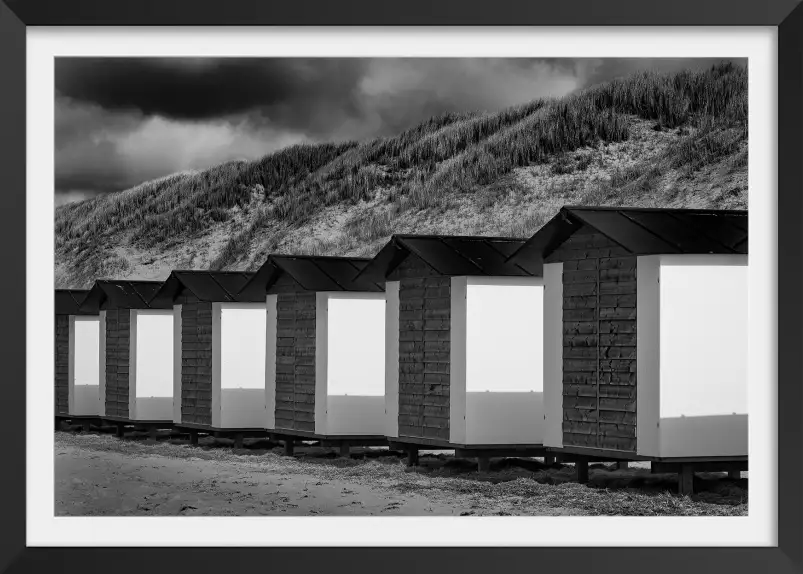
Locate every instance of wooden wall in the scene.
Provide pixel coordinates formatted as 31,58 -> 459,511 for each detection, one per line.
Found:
269,274 -> 316,433
545,225 -> 637,452
388,253 -> 451,442
104,308 -> 131,418
55,315 -> 69,415
177,291 -> 213,426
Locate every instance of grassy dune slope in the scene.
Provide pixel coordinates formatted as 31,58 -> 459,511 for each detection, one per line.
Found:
55,63 -> 747,288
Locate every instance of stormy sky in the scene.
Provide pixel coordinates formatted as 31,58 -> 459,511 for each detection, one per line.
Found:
55,57 -> 741,206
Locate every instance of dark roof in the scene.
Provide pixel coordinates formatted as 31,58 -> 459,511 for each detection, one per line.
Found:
507,206 -> 748,274
78,280 -> 164,313
238,255 -> 383,301
148,271 -> 255,307
55,289 -> 90,315
354,234 -> 534,283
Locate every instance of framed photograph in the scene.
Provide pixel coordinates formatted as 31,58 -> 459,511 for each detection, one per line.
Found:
1,1 -> 801,573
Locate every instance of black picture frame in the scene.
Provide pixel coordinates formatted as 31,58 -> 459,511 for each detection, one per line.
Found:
0,1 -> 800,573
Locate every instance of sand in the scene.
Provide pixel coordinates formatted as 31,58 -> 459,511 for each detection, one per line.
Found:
55,430 -> 747,517
57,438 -> 457,516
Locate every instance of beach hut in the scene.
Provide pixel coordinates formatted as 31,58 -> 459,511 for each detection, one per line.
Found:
354,235 -> 545,469
55,289 -> 100,430
506,206 -> 748,493
79,280 -> 168,434
148,271 -> 264,447
238,255 -> 386,455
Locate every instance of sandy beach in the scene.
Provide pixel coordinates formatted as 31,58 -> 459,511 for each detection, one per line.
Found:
55,430 -> 747,517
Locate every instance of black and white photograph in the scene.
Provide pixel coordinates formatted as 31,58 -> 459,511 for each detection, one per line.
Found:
53,56 -> 750,518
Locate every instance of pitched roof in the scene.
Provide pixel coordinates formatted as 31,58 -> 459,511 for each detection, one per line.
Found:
55,289 -> 89,315
238,255 -> 382,301
354,234 -> 534,283
148,271 -> 255,307
507,206 -> 748,274
78,280 -> 164,313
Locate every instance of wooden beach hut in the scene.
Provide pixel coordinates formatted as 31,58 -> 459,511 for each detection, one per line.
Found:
79,280 -> 167,435
148,271 -> 264,447
354,235 -> 545,469
238,255 -> 386,456
506,206 -> 748,493
55,289 -> 100,429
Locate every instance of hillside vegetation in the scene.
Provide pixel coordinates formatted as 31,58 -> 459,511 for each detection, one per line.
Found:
55,63 -> 748,288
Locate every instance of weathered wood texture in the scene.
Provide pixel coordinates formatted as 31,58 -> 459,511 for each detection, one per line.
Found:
178,291 -> 213,426
389,253 -> 451,442
269,274 -> 316,433
104,308 -> 131,418
546,225 -> 637,452
55,315 -> 69,415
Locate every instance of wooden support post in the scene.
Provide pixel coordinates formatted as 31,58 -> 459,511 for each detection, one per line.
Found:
233,433 -> 244,449
189,430 -> 199,445
82,420 -> 91,432
115,424 -> 125,438
406,448 -> 419,467
284,440 -> 294,456
477,456 -> 491,472
55,418 -> 61,432
679,464 -> 695,496
616,461 -> 629,470
544,454 -> 555,465
148,427 -> 158,441
576,457 -> 589,484
339,443 -> 351,458
728,470 -> 740,480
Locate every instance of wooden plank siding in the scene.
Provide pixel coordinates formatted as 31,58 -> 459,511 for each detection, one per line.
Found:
177,290 -> 214,426
269,274 -> 317,433
388,253 -> 451,442
55,315 -> 70,415
104,308 -> 131,418
545,224 -> 638,452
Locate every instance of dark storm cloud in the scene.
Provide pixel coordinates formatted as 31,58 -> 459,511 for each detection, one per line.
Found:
55,58 -> 369,121
55,98 -> 143,196
55,58 -> 579,142
55,57 -> 375,142
54,57 -> 744,204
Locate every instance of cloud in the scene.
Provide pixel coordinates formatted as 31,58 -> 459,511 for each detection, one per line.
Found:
55,98 -> 143,195
55,190 -> 103,207
55,58 -> 370,123
55,96 -> 309,198
348,59 -> 583,139
114,116 -> 307,174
